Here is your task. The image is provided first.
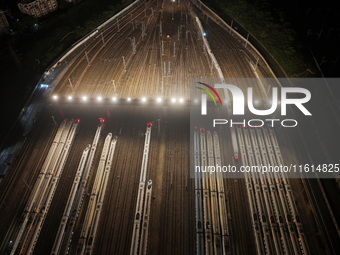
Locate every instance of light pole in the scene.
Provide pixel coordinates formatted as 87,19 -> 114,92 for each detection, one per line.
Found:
245,33 -> 249,48
68,78 -> 74,91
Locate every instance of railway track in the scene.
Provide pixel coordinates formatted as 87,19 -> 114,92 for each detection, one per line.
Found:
53,0 -> 215,101
130,124 -> 152,255
1,1 -> 324,255
10,119 -> 79,255
50,144 -> 90,255
0,113 -> 58,254
92,121 -> 144,254
76,133 -> 113,254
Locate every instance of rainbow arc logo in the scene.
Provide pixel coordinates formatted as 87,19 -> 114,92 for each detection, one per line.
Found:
196,82 -> 222,115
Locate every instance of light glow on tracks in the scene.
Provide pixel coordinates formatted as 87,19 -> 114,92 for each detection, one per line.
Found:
49,95 -> 197,105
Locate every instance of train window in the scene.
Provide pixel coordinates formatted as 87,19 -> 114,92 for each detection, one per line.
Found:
262,216 -> 266,222
253,213 -> 258,221
279,216 -> 283,223
88,237 -> 93,245
296,216 -> 301,223
206,222 -> 211,229
287,214 -> 292,222
136,213 -> 140,220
